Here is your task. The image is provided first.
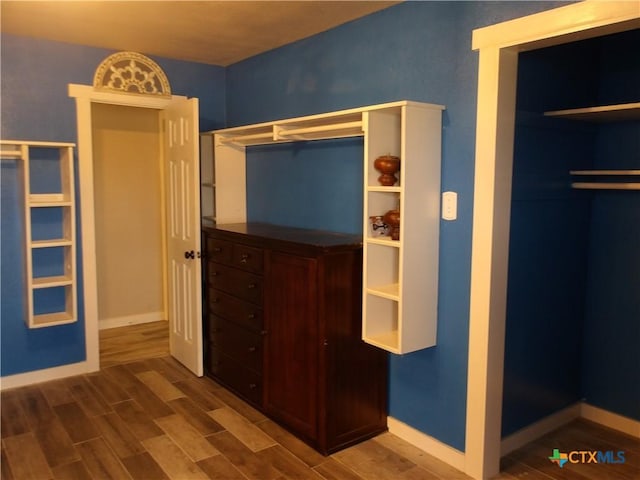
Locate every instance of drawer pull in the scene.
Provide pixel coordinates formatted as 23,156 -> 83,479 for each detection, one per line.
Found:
247,313 -> 255,319
248,346 -> 257,352
247,283 -> 256,289
211,271 -> 219,276
211,297 -> 219,303
240,253 -> 249,264
248,383 -> 257,389
213,247 -> 221,252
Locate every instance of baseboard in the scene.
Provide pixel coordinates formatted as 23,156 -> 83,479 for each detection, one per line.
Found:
0,361 -> 94,391
501,403 -> 581,456
500,402 -> 640,455
581,403 -> 640,438
387,416 -> 466,472
99,311 -> 165,330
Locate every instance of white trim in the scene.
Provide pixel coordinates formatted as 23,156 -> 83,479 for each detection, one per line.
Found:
465,45 -> 519,480
472,1 -> 640,51
501,403 -> 581,456
581,403 -> 640,439
0,361 -> 91,390
67,83 -> 189,377
468,2 -> 640,479
98,312 -> 166,330
68,84 -> 178,108
387,416 -> 466,472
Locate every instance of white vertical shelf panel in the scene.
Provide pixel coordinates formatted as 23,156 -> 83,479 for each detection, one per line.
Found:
213,138 -> 247,224
398,104 -> 442,353
200,133 -> 215,222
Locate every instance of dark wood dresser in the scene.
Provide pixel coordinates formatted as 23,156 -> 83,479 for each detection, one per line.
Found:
202,222 -> 388,454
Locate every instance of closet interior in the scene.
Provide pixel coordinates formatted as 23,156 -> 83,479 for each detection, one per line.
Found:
502,28 -> 639,438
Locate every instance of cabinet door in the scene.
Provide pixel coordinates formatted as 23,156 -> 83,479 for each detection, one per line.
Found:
264,251 -> 319,442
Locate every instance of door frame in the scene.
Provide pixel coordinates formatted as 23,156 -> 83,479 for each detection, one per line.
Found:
466,2 -> 639,479
68,84 -> 193,372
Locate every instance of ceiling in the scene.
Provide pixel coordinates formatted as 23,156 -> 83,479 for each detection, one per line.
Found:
1,1 -> 399,66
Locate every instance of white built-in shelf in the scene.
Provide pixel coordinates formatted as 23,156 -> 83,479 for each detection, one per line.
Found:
367,237 -> 400,247
367,283 -> 400,300
544,102 -> 640,122
1,140 -> 77,328
543,104 -> 640,190
570,170 -> 640,190
206,101 -> 444,354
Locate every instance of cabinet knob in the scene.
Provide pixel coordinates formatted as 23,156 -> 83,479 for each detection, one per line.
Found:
213,247 -> 221,252
211,271 -> 219,277
247,313 -> 255,319
248,383 -> 257,390
211,297 -> 219,303
240,253 -> 249,264
184,250 -> 195,259
247,283 -> 256,289
248,346 -> 256,352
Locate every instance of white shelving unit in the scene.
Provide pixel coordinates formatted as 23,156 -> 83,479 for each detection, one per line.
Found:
1,140 -> 77,328
200,133 -> 215,223
545,102 -> 640,191
204,100 -> 445,354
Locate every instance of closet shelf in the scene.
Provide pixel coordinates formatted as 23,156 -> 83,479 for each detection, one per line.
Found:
572,182 -> 640,190
544,102 -> 640,122
570,170 -> 640,176
570,170 -> 640,190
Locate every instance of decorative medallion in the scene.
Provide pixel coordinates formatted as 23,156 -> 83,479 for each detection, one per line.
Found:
93,51 -> 171,96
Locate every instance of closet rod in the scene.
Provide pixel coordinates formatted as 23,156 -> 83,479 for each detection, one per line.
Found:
570,170 -> 640,176
572,182 -> 640,190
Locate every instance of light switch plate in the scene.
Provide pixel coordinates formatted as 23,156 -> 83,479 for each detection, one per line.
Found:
442,191 -> 457,221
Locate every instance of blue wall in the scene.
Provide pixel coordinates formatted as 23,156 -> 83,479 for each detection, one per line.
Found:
225,1 -> 569,450
2,1 -> 582,453
0,34 -> 226,376
503,29 -> 640,436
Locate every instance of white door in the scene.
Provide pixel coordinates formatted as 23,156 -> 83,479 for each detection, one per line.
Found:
163,97 -> 203,376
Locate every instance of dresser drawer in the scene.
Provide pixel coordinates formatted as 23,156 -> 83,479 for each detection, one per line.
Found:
232,244 -> 263,274
208,262 -> 263,305
208,314 -> 263,372
206,237 -> 233,264
208,288 -> 263,332
208,349 -> 262,406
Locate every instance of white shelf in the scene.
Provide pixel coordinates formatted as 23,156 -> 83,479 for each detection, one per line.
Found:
366,237 -> 400,247
367,186 -> 402,193
367,284 -> 400,301
1,140 -> 77,328
365,330 -> 400,353
572,182 -> 640,190
206,101 -> 444,353
31,239 -> 73,248
32,311 -> 75,328
32,275 -> 74,288
570,170 -> 640,176
362,102 -> 443,354
570,168 -> 640,190
544,102 -> 640,122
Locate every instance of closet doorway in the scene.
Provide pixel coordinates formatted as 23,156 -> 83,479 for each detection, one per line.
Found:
69,84 -> 203,377
466,3 -> 639,479
91,104 -> 166,347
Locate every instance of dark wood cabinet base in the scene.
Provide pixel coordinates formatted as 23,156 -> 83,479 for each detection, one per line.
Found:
203,222 -> 388,455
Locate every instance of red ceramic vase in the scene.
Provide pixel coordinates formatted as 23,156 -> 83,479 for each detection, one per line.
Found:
373,155 -> 400,186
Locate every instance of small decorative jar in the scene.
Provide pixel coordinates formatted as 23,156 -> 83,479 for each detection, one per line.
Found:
383,209 -> 400,241
373,155 -> 400,186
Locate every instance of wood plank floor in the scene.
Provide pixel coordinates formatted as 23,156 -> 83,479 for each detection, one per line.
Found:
2,321 -> 638,479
